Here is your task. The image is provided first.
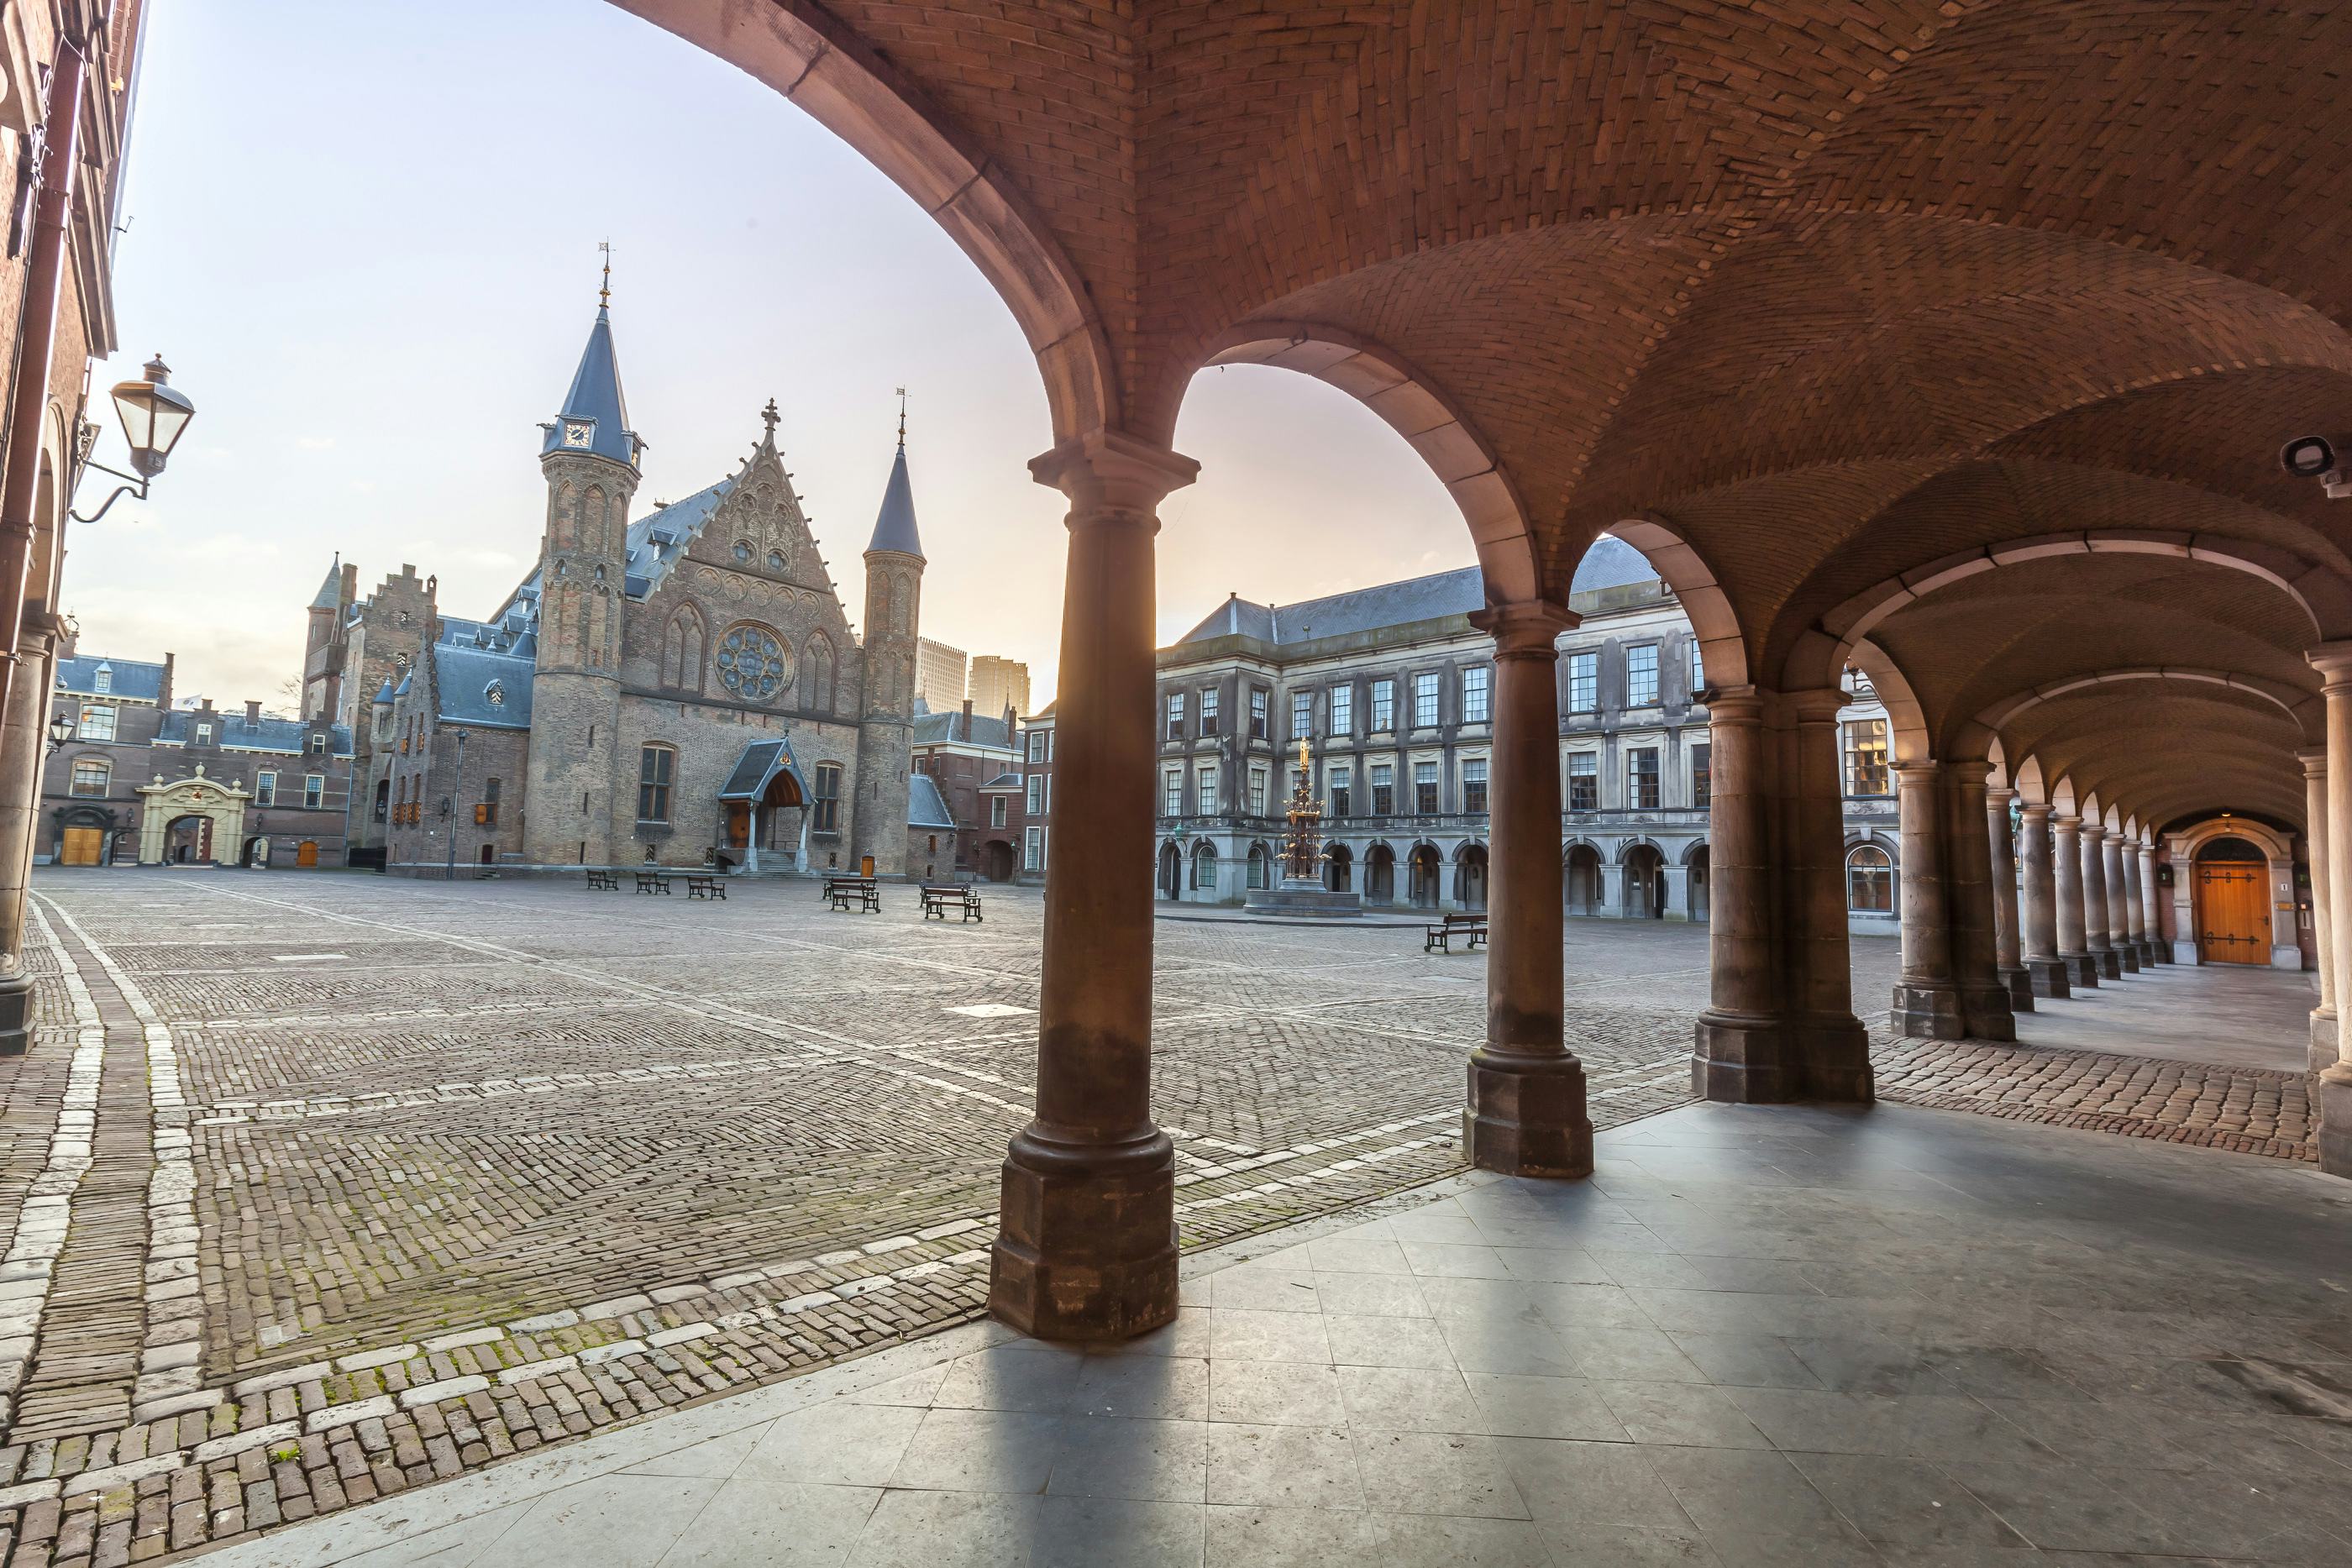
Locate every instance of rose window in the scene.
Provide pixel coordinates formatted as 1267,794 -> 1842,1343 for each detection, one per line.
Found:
715,625 -> 790,700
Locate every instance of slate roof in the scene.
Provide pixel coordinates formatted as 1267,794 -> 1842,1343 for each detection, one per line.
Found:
1175,534 -> 1660,647
433,643 -> 533,729
156,711 -> 355,758
912,709 -> 1016,750
980,770 -> 1023,789
310,559 -> 344,610
475,478 -> 737,650
908,773 -> 956,830
55,654 -> 167,702
867,443 -> 923,559
717,738 -> 810,803
541,306 -> 643,469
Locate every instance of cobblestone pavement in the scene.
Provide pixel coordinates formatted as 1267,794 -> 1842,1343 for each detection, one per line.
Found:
0,872 -> 2314,1565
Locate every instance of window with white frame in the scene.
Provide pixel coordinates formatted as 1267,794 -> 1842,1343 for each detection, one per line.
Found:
1567,753 -> 1599,810
1626,645 -> 1660,707
1024,826 -> 1044,871
1462,666 -> 1491,724
1291,690 -> 1312,738
1026,731 -> 1046,763
255,769 -> 277,806
1462,758 -> 1488,815
1370,763 -> 1394,815
1567,653 -> 1598,712
1249,688 -> 1268,740
1412,672 -> 1439,727
1844,718 -> 1890,796
1164,691 -> 1185,741
1689,642 -> 1706,694
1329,765 -> 1352,817
92,669 -> 112,694
1249,766 -> 1268,815
1200,688 -> 1220,737
1628,747 -> 1661,809
194,721 -> 213,745
304,774 -> 325,810
1847,844 -> 1894,911
990,795 -> 1007,828
1370,678 -> 1394,732
69,759 -> 108,797
1414,759 -> 1440,814
1026,775 -> 1045,815
77,704 -> 117,742
1197,765 -> 1218,815
1163,769 -> 1183,815
1691,742 -> 1711,810
1329,684 -> 1352,736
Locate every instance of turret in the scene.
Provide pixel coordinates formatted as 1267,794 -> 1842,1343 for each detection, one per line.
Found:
850,402 -> 925,876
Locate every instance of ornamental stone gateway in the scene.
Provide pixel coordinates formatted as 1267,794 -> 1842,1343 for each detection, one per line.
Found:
134,766 -> 253,867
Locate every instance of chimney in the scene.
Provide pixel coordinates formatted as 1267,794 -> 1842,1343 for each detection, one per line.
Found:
341,562 -> 359,606
54,626 -> 76,660
244,700 -> 261,725
159,653 -> 175,709
961,697 -> 974,737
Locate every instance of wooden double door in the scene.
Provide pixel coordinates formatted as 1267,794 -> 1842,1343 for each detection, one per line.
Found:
60,826 -> 103,866
2196,863 -> 2270,964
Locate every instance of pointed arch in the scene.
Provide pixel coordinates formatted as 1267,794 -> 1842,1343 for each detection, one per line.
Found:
550,482 -> 577,552
581,486 -> 607,553
806,631 -> 838,716
662,602 -> 708,692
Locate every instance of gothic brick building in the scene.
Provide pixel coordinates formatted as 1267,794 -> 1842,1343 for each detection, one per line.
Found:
342,296 -> 923,876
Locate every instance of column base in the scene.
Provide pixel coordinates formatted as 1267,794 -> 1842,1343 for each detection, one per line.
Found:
2149,941 -> 2174,965
1464,1048 -> 1593,1177
2318,1069 -> 2352,1179
2116,945 -> 2140,974
1889,983 -> 1967,1040
1691,1012 -> 1798,1104
1997,965 -> 2036,1012
2313,1009 -> 2339,1076
1961,983 -> 2018,1042
0,972 -> 28,1057
2059,952 -> 2100,987
990,1128 -> 1178,1342
2092,947 -> 2124,980
2022,958 -> 2071,999
2144,939 -> 2166,967
1792,1011 -> 1875,1103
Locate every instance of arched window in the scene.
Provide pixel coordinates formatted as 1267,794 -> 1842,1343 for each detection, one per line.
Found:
638,745 -> 675,823
873,574 -> 893,637
549,483 -> 576,550
661,606 -> 706,691
580,486 -> 606,552
67,758 -> 108,797
1247,844 -> 1270,890
1190,842 -> 1217,891
806,632 -> 837,714
1847,844 -> 1894,911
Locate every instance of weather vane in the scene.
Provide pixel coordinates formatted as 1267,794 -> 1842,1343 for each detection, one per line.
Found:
895,385 -> 908,449
598,240 -> 612,309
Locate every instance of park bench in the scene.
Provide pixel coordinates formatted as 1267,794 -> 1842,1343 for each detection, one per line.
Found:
636,870 -> 674,895
1425,911 -> 1488,953
819,873 -> 866,904
827,876 -> 880,914
921,883 -> 983,922
585,869 -> 619,891
685,874 -> 727,900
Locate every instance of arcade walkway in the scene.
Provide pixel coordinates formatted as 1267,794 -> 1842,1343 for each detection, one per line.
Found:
203,1097 -> 2350,1568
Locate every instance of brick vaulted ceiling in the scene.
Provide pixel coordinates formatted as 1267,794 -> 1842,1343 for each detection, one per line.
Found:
623,0 -> 2352,828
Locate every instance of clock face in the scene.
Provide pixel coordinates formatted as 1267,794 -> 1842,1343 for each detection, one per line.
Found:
564,422 -> 591,448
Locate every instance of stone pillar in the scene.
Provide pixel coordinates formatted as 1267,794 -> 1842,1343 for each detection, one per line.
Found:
1985,786 -> 2033,1011
1944,764 -> 2017,1040
1784,690 -> 1872,1099
1889,761 -> 1966,1037
2309,643 -> 2352,1177
2082,826 -> 2121,978
0,624 -> 55,1056
2118,842 -> 2148,968
2053,813 -> 2098,987
2304,748 -> 2334,1071
2017,803 -> 2070,998
990,433 -> 1197,1340
2136,842 -> 2166,965
2102,834 -> 2138,973
1464,601 -> 1590,1176
1692,690 -> 1788,1098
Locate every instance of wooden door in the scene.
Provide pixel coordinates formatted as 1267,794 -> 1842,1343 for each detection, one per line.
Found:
60,827 -> 101,867
296,841 -> 318,868
2196,863 -> 2269,964
860,854 -> 875,877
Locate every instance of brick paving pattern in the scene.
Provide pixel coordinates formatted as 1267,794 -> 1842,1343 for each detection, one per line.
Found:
0,872 -> 2312,1564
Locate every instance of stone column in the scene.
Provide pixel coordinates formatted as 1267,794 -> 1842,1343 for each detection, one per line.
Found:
2017,803 -> 2070,998
990,433 -> 1197,1340
2102,833 -> 2139,973
0,624 -> 55,1056
1785,690 -> 1872,1099
2303,747 -> 2334,1070
1985,786 -> 2033,1011
1889,761 -> 1965,1037
2053,813 -> 2098,987
1944,763 -> 2017,1040
1692,689 -> 1789,1098
2137,841 -> 2166,965
2118,842 -> 2148,968
2308,643 -> 2352,1177
2082,825 -> 2120,978
1464,601 -> 1590,1176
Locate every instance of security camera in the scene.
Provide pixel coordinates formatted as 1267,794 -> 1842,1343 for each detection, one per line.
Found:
2281,435 -> 2352,499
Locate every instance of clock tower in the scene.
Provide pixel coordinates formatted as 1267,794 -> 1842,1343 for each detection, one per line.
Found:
523,279 -> 643,868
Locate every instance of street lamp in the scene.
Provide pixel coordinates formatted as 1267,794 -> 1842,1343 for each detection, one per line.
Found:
444,727 -> 469,880
71,354 -> 197,524
45,711 -> 72,753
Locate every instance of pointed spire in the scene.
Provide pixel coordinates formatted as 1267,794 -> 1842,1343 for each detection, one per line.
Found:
542,252 -> 643,469
866,401 -> 925,560
310,554 -> 344,610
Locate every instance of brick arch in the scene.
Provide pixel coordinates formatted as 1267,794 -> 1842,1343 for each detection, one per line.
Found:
1196,323 -> 1542,604
609,0 -> 1116,443
1954,669 -> 2323,766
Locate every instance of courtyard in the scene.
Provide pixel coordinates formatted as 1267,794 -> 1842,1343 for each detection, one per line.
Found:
0,869 -> 2326,1562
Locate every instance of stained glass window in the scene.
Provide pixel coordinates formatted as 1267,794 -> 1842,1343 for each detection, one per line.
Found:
715,625 -> 789,701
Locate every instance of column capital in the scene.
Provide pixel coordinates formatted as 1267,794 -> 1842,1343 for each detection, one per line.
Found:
2019,800 -> 2053,821
1030,430 -> 1200,519
2310,639 -> 2352,684
1706,685 -> 1768,726
1468,599 -> 1578,654
2052,812 -> 2082,830
1785,687 -> 1846,725
2301,745 -> 2329,779
1984,784 -> 2015,806
1889,759 -> 1943,784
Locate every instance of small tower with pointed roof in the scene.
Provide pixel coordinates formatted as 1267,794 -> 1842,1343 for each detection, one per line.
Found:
523,260 -> 641,868
850,397 -> 925,876
302,556 -> 358,721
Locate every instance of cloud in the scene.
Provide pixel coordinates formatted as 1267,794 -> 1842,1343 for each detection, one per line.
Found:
295,436 -> 335,450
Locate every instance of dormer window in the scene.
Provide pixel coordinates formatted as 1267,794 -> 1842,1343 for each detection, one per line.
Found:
485,680 -> 506,707
92,669 -> 111,693
194,722 -> 213,744
562,420 -> 592,448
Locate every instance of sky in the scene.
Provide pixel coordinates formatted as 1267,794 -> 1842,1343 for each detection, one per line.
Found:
74,0 -> 1474,711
